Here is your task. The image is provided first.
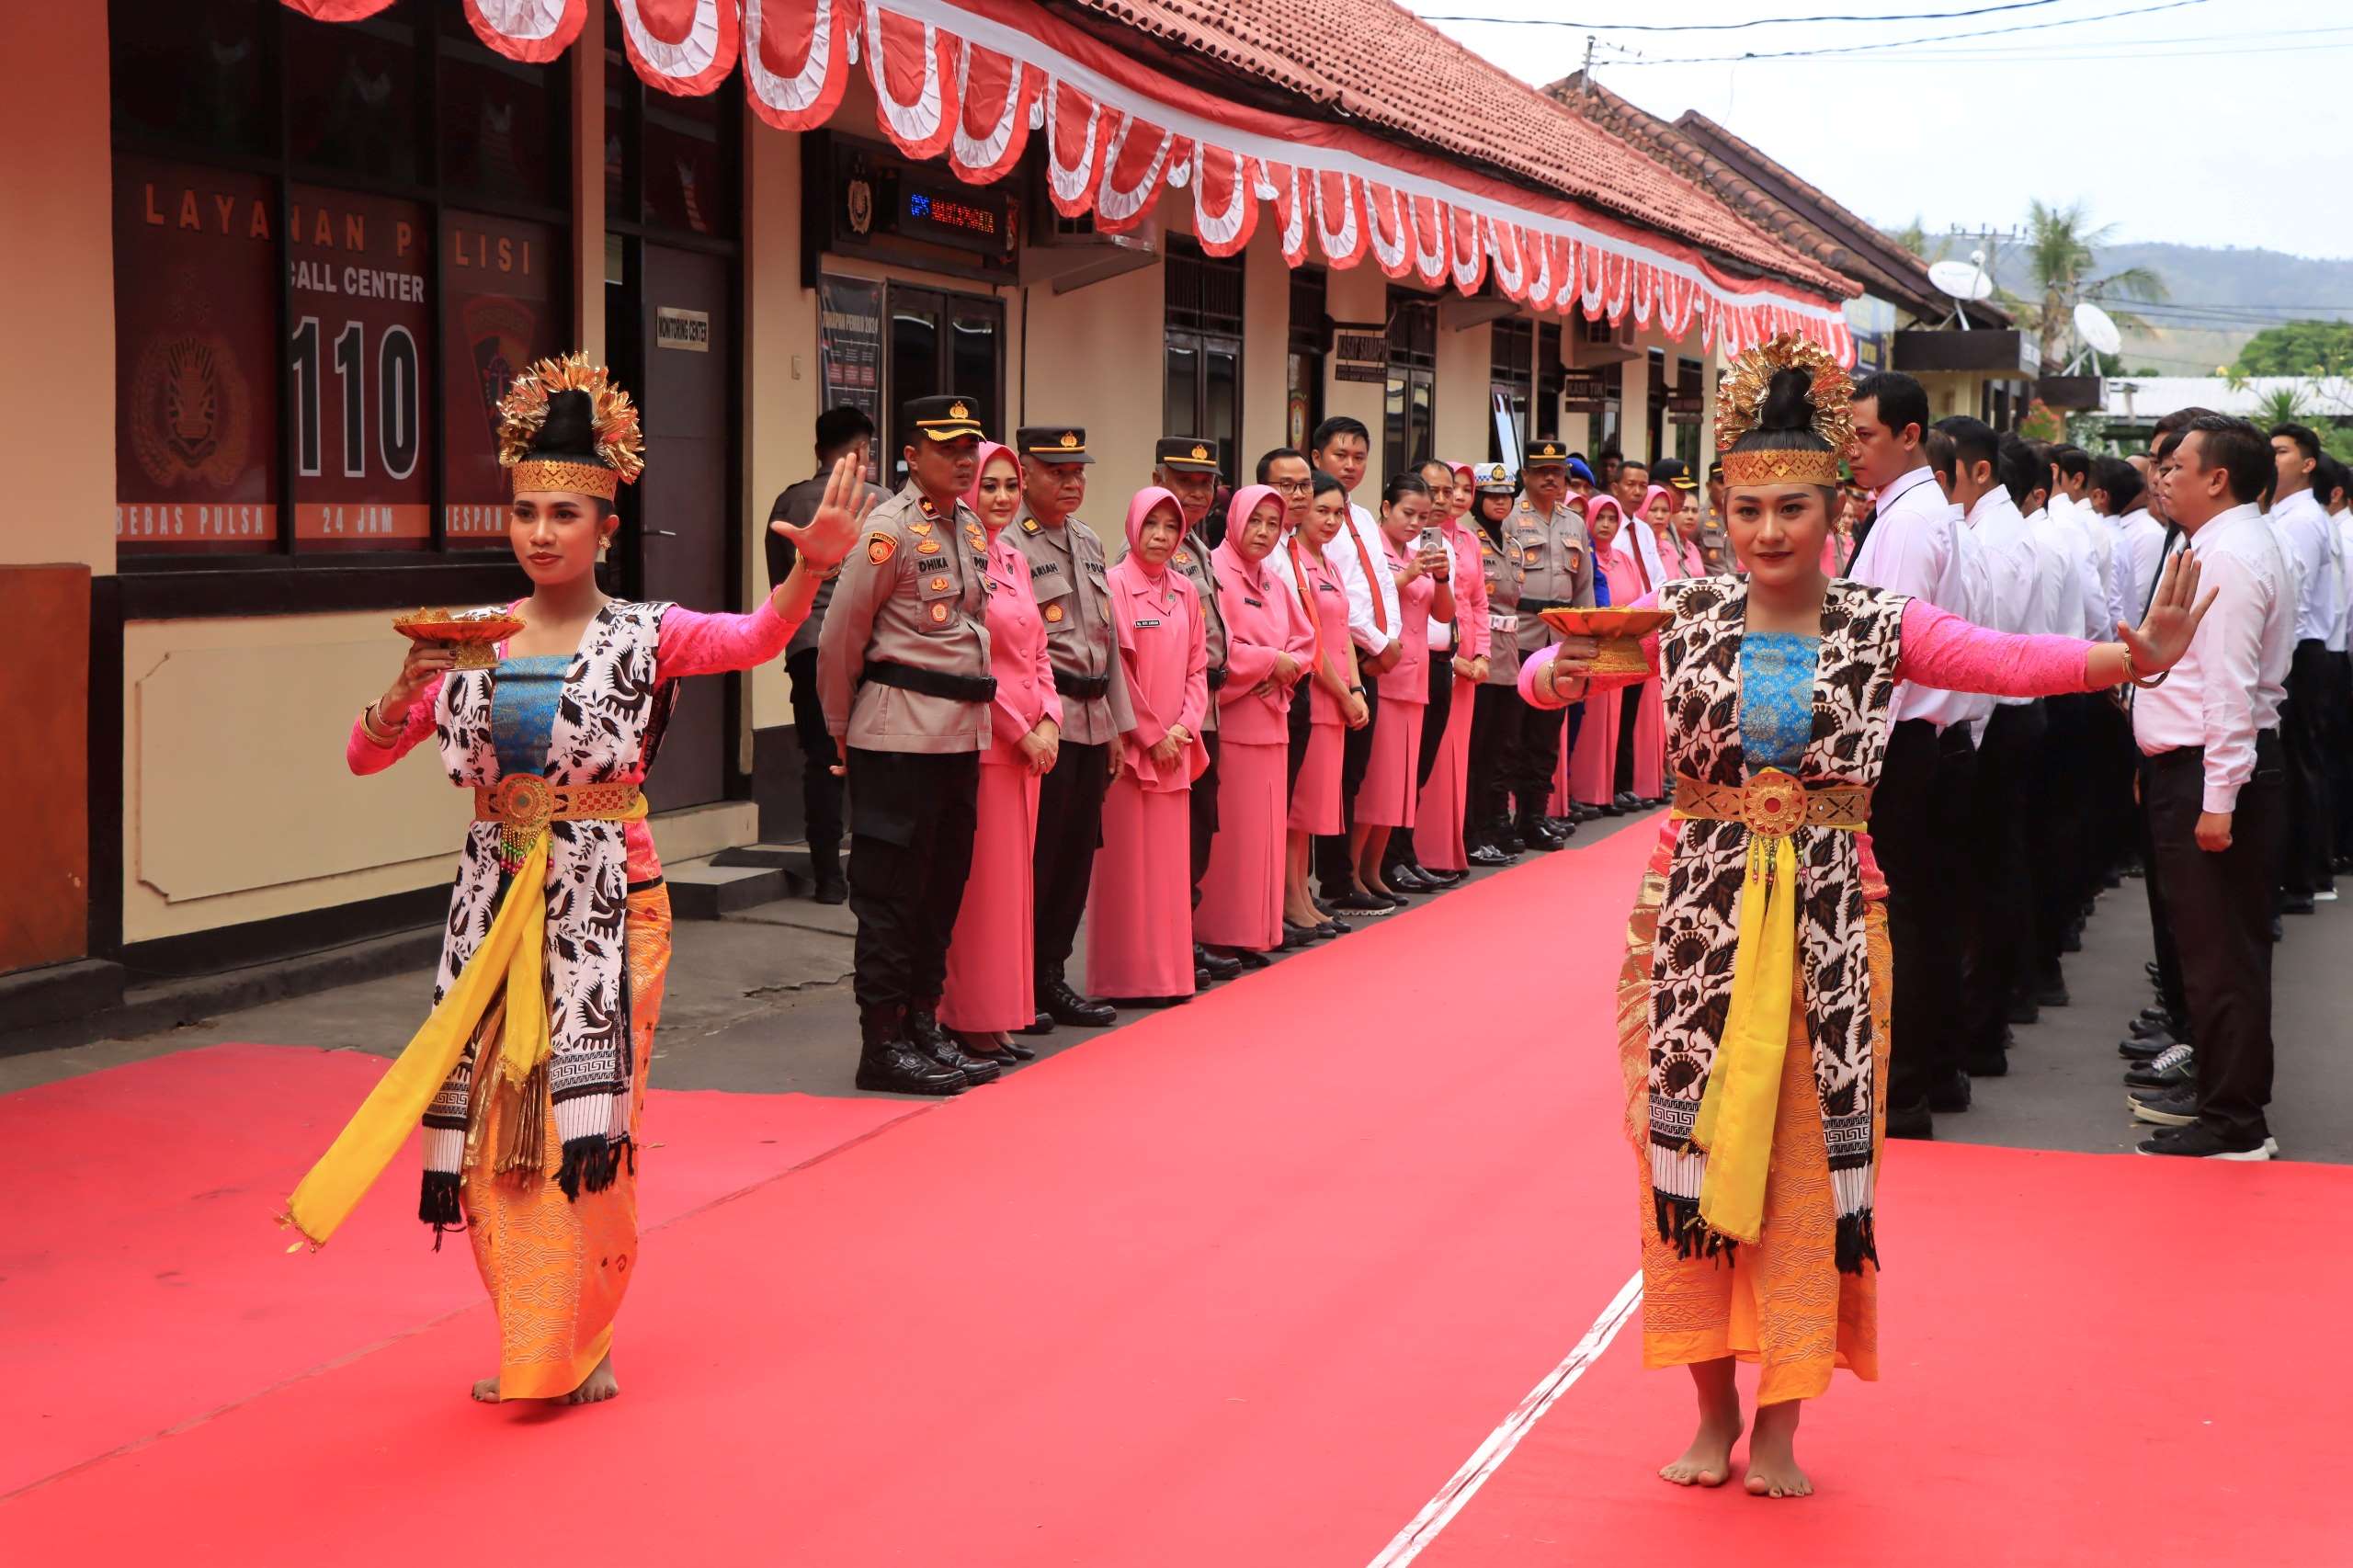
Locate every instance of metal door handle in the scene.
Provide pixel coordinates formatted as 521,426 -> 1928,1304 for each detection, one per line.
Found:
646,528 -> 679,538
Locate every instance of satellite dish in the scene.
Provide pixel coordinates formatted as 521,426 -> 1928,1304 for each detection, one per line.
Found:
1928,259 -> 1995,302
2075,301 -> 2122,356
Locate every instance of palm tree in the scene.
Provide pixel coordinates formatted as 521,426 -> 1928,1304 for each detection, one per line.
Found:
2003,199 -> 2168,374
1889,216 -> 1951,264
2250,383 -> 2314,428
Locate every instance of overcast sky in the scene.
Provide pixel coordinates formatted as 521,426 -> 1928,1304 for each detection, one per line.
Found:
1413,0 -> 2353,260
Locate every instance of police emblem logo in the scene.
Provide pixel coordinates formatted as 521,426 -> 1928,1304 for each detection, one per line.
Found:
866,534 -> 896,564
949,401 -> 971,420
911,519 -> 933,536
918,538 -> 941,554
928,575 -> 949,591
1189,444 -> 1210,461
929,601 -> 950,623
1060,432 -> 1079,448
130,332 -> 253,488
1043,602 -> 1064,623
1174,550 -> 1192,566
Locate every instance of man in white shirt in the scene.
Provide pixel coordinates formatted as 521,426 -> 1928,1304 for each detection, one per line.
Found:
2085,454 -> 2159,898
1846,371 -> 1973,1136
1307,416 -> 1405,912
2265,422 -> 2340,908
2133,415 -> 2291,1160
2319,457 -> 2353,875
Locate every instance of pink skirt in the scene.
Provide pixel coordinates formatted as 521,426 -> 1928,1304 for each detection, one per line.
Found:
1086,776 -> 1196,999
1631,677 -> 1665,799
1356,695 -> 1426,828
1565,684 -> 1618,809
1289,720 -> 1343,835
940,759 -> 1041,1033
1414,675 -> 1475,870
1196,738 -> 1286,951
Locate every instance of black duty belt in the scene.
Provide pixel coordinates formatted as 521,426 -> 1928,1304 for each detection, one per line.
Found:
1518,597 -> 1571,614
1053,668 -> 1110,700
860,659 -> 996,703
1206,665 -> 1230,691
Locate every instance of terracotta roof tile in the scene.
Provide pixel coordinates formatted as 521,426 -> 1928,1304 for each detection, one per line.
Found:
1054,0 -> 1850,294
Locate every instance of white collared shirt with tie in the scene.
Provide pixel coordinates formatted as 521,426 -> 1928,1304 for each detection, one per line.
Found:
2131,503 -> 2294,813
1848,464 -> 1975,727
2269,486 -> 2342,648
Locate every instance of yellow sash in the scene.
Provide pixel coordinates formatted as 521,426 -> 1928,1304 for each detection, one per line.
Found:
281,790 -> 646,1248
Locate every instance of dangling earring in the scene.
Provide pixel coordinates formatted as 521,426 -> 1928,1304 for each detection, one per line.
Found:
597,532 -> 613,562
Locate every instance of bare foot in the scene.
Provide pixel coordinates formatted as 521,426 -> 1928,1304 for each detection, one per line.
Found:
1660,1366 -> 1741,1487
471,1377 -> 501,1403
564,1350 -> 620,1406
1744,1399 -> 1813,1498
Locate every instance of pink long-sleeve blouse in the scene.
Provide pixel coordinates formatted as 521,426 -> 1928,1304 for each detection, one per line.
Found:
1441,515 -> 1492,663
1374,530 -> 1440,703
1211,536 -> 1317,744
1516,590 -> 2101,891
1107,554 -> 1209,791
980,530 -> 1063,760
347,596 -> 803,881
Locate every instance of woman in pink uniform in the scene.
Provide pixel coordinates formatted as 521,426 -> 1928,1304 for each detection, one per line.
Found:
1089,487 -> 1209,1006
1351,474 -> 1453,899
942,441 -> 1063,1062
1285,471 -> 1370,936
1415,461 -> 1491,874
1199,485 -> 1316,966
1565,494 -> 1642,811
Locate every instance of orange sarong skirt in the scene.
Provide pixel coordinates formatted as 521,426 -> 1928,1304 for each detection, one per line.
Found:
1617,857 -> 1893,1406
460,884 -> 672,1401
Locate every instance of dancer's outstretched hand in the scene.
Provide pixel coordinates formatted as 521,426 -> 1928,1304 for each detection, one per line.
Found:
2119,550 -> 2216,676
772,452 -> 875,570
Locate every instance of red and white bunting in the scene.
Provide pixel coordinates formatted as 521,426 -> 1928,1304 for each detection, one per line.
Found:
285,0 -> 1854,361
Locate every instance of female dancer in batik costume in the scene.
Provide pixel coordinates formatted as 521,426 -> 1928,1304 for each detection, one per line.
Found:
283,354 -> 867,1405
1519,335 -> 2213,1496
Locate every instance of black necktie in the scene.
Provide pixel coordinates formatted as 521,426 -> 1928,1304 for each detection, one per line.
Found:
2143,523 -> 2182,619
1849,505 -> 1880,562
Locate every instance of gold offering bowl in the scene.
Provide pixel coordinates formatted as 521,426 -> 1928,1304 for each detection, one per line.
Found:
392,607 -> 526,670
1535,607 -> 1670,676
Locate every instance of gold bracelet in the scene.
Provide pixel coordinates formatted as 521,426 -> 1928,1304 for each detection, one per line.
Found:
2120,643 -> 2167,690
360,699 -> 402,746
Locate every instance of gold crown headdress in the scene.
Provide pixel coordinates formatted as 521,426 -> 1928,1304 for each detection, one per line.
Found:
496,353 -> 647,500
1714,333 -> 1854,488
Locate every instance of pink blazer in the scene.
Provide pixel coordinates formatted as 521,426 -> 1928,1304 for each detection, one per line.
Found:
1289,542 -> 1354,727
980,529 -> 1063,763
1443,517 -> 1491,662
1375,529 -> 1438,704
1107,554 -> 1209,790
1211,538 -> 1316,744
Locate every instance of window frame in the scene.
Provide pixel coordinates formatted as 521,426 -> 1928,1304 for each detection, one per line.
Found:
1163,236 -> 1245,483
107,0 -> 577,614
1382,289 -> 1438,478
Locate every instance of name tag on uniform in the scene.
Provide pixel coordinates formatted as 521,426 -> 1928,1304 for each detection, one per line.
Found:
1315,581 -> 1340,594
1030,560 -> 1063,578
1134,617 -> 1162,629
1243,596 -> 1264,608
1489,612 -> 1520,633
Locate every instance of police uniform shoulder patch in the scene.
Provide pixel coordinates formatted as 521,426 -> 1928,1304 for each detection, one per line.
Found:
1021,517 -> 1040,534
1043,602 -> 1064,623
930,601 -> 950,624
867,533 -> 896,565
1175,549 -> 1192,566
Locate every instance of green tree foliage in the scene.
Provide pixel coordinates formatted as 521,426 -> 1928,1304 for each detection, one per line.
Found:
2002,199 -> 2167,375
2232,319 -> 2353,377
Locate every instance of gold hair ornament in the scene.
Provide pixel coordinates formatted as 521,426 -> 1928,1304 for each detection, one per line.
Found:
496,353 -> 647,494
1714,333 -> 1853,488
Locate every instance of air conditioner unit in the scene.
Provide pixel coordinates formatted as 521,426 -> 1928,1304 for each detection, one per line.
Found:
1020,207 -> 1163,293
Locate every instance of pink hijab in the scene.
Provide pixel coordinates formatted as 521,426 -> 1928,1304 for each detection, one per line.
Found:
1221,484 -> 1286,561
1121,486 -> 1185,579
964,441 -> 1022,534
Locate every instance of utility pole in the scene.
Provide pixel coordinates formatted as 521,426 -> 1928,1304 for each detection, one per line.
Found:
1582,34 -> 1596,96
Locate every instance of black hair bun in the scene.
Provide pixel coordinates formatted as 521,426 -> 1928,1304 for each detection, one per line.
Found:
535,388 -> 597,458
1756,368 -> 1815,433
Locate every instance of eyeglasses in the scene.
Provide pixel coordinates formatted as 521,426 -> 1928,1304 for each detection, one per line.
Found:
1269,479 -> 1313,493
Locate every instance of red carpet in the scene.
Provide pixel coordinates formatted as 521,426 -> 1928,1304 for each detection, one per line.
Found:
6,823 -> 2345,1565
0,1045 -> 920,1497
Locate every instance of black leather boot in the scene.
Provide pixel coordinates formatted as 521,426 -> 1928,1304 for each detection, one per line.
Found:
908,1000 -> 1000,1085
1039,975 -> 1115,1027
854,1004 -> 966,1096
808,838 -> 848,905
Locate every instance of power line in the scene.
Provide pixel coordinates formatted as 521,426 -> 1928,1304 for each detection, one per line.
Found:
1589,0 -> 2209,64
1416,0 -> 2071,32
1854,35 -> 2353,63
1788,19 -> 2353,61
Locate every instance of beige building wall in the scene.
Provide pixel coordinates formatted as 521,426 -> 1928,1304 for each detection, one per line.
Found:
1322,265 -> 1388,460
1239,231 -> 1291,469
1433,317 -> 1490,469
4,3 -> 114,573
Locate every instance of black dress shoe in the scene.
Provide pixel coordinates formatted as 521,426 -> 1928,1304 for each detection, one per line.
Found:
1330,892 -> 1393,915
1516,816 -> 1564,852
2120,1026 -> 2182,1061
1317,919 -> 1349,937
1222,946 -> 1272,971
1389,865 -> 1438,892
1196,945 -> 1244,982
1613,791 -> 1642,813
1886,1099 -> 1935,1140
1421,867 -> 1466,887
2281,892 -> 2316,915
953,1029 -> 1021,1066
2130,1011 -> 2178,1039
1014,1011 -> 1055,1037
1040,978 -> 1115,1028
1928,1070 -> 1972,1113
1280,922 -> 1317,949
1467,842 -> 1516,867
2007,998 -> 2040,1027
998,1033 -> 1039,1061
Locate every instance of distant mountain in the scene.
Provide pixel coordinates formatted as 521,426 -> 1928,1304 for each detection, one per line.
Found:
1897,237 -> 2353,375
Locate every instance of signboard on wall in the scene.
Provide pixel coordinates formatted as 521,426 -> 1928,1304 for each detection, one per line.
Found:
112,157 -> 280,552
656,307 -> 711,351
1562,369 -> 1616,415
288,185 -> 433,549
443,210 -> 559,544
1334,328 -> 1389,386
818,275 -> 883,424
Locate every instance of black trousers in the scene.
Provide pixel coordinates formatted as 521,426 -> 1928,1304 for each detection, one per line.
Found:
2136,754 -> 2188,1023
2327,650 -> 2353,865
1286,678 -> 1313,800
1033,739 -> 1110,984
785,646 -> 844,851
1613,685 -> 1641,797
846,747 -> 980,1011
1190,730 -> 1222,900
1466,682 -> 1516,842
1417,653 -> 1454,786
1316,684 -> 1379,894
1963,700 -> 2043,1059
1877,718 -> 1975,1109
2279,639 -> 2336,897
1508,699 -> 1570,823
2031,694 -> 2093,971
2146,735 -> 2285,1145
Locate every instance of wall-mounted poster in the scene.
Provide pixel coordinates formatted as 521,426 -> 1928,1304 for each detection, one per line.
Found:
112,157 -> 280,553
818,275 -> 882,425
289,185 -> 434,549
442,210 -> 559,545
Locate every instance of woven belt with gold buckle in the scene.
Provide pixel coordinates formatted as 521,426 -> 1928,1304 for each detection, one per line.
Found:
474,776 -> 644,867
1670,769 -> 1869,836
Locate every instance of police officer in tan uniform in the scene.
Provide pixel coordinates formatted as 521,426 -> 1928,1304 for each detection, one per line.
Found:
1462,461 -> 1528,863
818,395 -> 1005,1096
1503,440 -> 1595,850
1008,426 -> 1134,1028
1152,436 -> 1241,984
